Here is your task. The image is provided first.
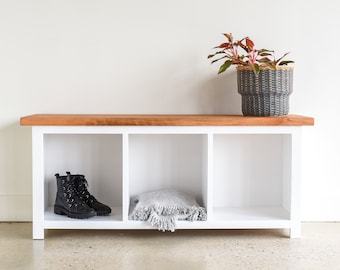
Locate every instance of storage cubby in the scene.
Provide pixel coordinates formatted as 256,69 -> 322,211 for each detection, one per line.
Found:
128,134 -> 207,207
20,114 -> 314,239
212,134 -> 291,222
43,134 -> 123,222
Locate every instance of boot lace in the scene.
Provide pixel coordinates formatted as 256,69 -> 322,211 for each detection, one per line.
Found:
62,177 -> 87,209
74,177 -> 95,204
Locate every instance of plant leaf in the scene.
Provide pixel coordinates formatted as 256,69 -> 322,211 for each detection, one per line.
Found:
259,48 -> 273,53
207,50 -> 227,59
252,63 -> 260,75
278,60 -> 294,66
275,52 -> 290,64
211,55 -> 227,64
258,52 -> 272,57
246,38 -> 254,50
266,63 -> 277,70
218,60 -> 232,74
218,42 -> 230,49
258,57 -> 272,63
223,33 -> 233,42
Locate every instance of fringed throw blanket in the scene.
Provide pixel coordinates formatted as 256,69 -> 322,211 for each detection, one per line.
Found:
129,189 -> 207,232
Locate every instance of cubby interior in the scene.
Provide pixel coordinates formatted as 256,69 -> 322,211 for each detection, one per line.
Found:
212,134 -> 291,220
128,134 -> 207,208
43,134 -> 123,220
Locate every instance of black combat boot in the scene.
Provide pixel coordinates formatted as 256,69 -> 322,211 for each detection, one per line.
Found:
54,173 -> 97,219
66,172 -> 112,216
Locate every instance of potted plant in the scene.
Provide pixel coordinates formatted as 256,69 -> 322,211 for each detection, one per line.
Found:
208,33 -> 294,116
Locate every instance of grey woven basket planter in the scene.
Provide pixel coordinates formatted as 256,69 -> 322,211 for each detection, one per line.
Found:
237,66 -> 293,116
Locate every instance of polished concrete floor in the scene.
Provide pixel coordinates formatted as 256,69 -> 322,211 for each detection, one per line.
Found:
0,222 -> 340,270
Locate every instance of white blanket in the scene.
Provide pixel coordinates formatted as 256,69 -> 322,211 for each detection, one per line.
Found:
129,189 -> 207,232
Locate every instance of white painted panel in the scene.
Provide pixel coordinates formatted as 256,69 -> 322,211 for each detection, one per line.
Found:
213,134 -> 283,208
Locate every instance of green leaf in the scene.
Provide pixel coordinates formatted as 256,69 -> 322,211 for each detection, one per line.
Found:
275,52 -> 291,64
211,55 -> 227,64
218,60 -> 232,74
266,63 -> 277,70
258,52 -> 272,57
223,33 -> 233,42
258,57 -> 272,63
252,64 -> 260,75
207,51 -> 227,59
279,60 -> 294,66
259,48 -> 274,53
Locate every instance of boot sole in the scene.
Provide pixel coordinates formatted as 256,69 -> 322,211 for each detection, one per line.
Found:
54,205 -> 96,219
96,211 -> 111,216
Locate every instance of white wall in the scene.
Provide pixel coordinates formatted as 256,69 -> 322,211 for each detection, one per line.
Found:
0,0 -> 338,221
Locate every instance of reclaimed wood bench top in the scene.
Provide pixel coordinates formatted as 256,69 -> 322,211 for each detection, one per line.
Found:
20,114 -> 314,126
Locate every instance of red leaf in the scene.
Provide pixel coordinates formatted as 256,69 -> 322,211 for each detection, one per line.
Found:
246,38 -> 254,50
218,42 -> 230,48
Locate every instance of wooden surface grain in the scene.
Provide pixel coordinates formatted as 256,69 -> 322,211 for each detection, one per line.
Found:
20,114 -> 314,126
